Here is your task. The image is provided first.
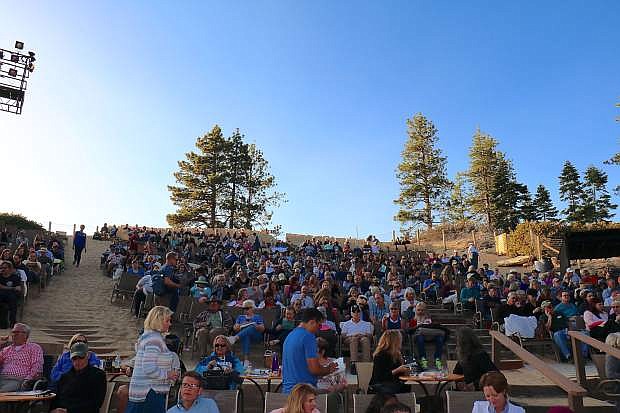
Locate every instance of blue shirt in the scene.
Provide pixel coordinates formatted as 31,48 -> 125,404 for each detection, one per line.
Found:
282,327 -> 318,393
50,351 -> 101,384
554,302 -> 578,318
167,396 -> 220,413
194,352 -> 244,390
73,231 -> 87,249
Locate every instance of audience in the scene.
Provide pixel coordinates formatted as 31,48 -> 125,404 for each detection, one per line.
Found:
0,323 -> 43,391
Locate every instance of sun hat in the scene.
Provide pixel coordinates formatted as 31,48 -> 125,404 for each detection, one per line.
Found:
195,276 -> 208,285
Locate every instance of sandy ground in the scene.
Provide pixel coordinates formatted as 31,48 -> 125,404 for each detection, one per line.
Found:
7,238 -> 142,355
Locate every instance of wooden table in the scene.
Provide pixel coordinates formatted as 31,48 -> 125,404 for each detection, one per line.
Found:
400,373 -> 464,412
240,372 -> 282,406
0,391 -> 56,413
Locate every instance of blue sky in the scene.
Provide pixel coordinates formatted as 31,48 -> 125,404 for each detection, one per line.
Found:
2,1 -> 619,238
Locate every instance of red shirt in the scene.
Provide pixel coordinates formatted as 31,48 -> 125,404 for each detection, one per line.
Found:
0,342 -> 43,380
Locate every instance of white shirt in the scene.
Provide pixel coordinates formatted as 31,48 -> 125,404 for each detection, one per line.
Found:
340,319 -> 373,337
472,400 -> 524,413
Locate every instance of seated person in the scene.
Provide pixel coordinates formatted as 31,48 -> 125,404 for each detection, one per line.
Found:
51,334 -> 101,387
479,286 -> 502,322
540,301 -> 586,362
472,372 -> 524,413
126,260 -> 145,277
268,306 -> 297,348
422,273 -> 441,302
411,302 -> 445,369
269,383 -> 320,413
382,303 -> 406,332
50,342 -> 106,413
460,277 -> 481,311
0,323 -> 43,391
316,337 -> 347,393
22,251 -> 42,284
0,261 -> 24,328
193,297 -> 233,357
340,305 -> 374,363
191,276 -> 212,301
227,300 -> 265,363
194,336 -> 243,390
291,286 -> 314,309
167,371 -> 220,413
554,291 -> 578,318
133,272 -> 153,317
453,327 -> 498,390
369,330 -> 410,394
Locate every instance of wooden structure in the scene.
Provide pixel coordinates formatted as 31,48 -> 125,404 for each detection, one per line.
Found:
490,330 -> 588,412
568,330 -> 620,389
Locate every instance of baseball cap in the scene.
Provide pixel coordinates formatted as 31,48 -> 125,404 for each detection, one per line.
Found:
70,342 -> 89,359
540,300 -> 553,308
195,276 -> 208,285
350,304 -> 361,313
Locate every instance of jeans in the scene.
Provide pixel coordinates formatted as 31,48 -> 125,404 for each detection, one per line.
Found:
553,328 -> 588,359
125,389 -> 167,413
415,334 -> 444,360
236,326 -> 263,357
73,247 -> 84,266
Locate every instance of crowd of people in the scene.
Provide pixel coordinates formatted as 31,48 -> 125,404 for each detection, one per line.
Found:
0,223 -> 618,413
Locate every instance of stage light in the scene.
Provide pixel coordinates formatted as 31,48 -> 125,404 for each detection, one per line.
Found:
0,51 -> 3,59
8,68 -> 17,77
27,63 -> 34,72
28,51 -> 35,62
10,54 -> 19,63
15,41 -> 24,50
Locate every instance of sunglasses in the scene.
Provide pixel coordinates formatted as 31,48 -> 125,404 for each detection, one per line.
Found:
214,343 -> 227,348
182,383 -> 201,389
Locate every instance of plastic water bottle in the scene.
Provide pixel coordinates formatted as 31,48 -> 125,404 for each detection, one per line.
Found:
271,352 -> 279,373
113,353 -> 121,372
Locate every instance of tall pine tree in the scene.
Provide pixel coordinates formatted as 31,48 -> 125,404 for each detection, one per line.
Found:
394,113 -> 451,229
582,166 -> 617,222
167,125 -> 229,228
519,185 -> 537,222
533,184 -> 558,221
447,172 -> 472,223
558,161 -> 584,223
490,156 -> 527,231
466,129 -> 502,228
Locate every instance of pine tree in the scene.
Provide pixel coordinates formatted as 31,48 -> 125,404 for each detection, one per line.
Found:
582,166 -> 617,222
533,184 -> 558,221
167,125 -> 229,228
466,128 -> 503,228
394,113 -> 451,229
558,161 -> 584,223
221,129 -> 251,229
241,144 -> 286,229
604,140 -> 620,194
519,185 -> 537,222
490,156 -> 526,231
447,172 -> 472,223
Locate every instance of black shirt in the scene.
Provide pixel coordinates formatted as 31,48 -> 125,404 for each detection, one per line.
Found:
0,273 -> 22,295
51,365 -> 107,413
453,351 -> 498,389
370,351 -> 401,386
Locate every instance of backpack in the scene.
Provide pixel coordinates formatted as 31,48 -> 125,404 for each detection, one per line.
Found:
151,272 -> 166,296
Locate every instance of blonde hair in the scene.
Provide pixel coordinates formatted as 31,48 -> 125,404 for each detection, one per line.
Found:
606,332 -> 620,349
284,383 -> 317,413
212,335 -> 231,352
67,333 -> 87,350
414,302 -> 430,324
372,330 -> 403,362
144,306 -> 173,332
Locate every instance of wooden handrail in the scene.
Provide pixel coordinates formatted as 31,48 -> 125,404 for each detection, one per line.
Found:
542,242 -> 560,254
568,330 -> 620,359
490,331 -> 587,397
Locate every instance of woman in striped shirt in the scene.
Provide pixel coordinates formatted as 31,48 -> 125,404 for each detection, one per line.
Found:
126,306 -> 180,413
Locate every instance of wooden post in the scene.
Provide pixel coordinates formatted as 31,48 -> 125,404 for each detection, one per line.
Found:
571,335 -> 587,388
73,224 -> 76,236
529,228 -> 535,256
568,392 -> 584,413
442,229 -> 447,251
48,221 -> 51,232
491,335 -> 500,365
392,230 -> 395,243
535,235 -> 542,260
416,229 -> 420,247
471,230 -> 477,246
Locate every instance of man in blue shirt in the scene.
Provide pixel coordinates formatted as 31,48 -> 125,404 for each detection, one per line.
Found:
167,371 -> 219,413
554,291 -> 578,318
72,224 -> 87,267
282,308 -> 337,393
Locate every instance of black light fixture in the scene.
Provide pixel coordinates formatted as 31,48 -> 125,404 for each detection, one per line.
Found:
28,51 -> 35,62
27,62 -> 34,72
14,41 -> 24,50
0,50 -> 3,59
8,68 -> 17,77
10,54 -> 19,63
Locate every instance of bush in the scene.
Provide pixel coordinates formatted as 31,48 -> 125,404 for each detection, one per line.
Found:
506,221 -> 565,257
0,213 -> 44,230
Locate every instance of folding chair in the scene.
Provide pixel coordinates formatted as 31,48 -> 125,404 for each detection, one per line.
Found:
110,273 -> 139,304
353,393 -> 416,413
446,391 -> 484,413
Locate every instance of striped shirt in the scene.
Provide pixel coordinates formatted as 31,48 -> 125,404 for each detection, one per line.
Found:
128,331 -> 180,402
0,342 -> 44,380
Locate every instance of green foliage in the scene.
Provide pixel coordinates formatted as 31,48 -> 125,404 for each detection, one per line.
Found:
0,213 -> 44,230
394,113 -> 451,230
519,185 -> 537,222
466,129 -> 503,228
533,184 -> 558,221
490,157 -> 527,232
558,161 -> 584,223
582,166 -> 617,222
167,126 -> 285,229
447,172 -> 472,223
506,221 -> 565,257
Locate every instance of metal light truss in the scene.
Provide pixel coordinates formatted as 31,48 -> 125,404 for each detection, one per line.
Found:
0,46 -> 35,114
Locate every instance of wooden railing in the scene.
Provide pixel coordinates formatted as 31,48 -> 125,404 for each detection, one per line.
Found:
568,330 -> 620,388
490,330 -> 588,412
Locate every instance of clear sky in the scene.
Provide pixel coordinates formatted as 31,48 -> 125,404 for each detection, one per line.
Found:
2,1 -> 619,238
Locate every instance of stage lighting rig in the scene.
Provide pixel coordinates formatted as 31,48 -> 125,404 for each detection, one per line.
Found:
0,40 -> 37,114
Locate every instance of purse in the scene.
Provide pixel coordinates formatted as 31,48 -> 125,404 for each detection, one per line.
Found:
203,365 -> 231,390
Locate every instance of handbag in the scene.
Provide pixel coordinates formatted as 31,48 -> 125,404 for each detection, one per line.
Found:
203,365 -> 231,390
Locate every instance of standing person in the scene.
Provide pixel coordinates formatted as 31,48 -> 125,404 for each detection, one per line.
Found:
126,306 -> 180,413
467,242 -> 479,271
282,308 -> 337,394
161,252 -> 182,312
73,224 -> 87,267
